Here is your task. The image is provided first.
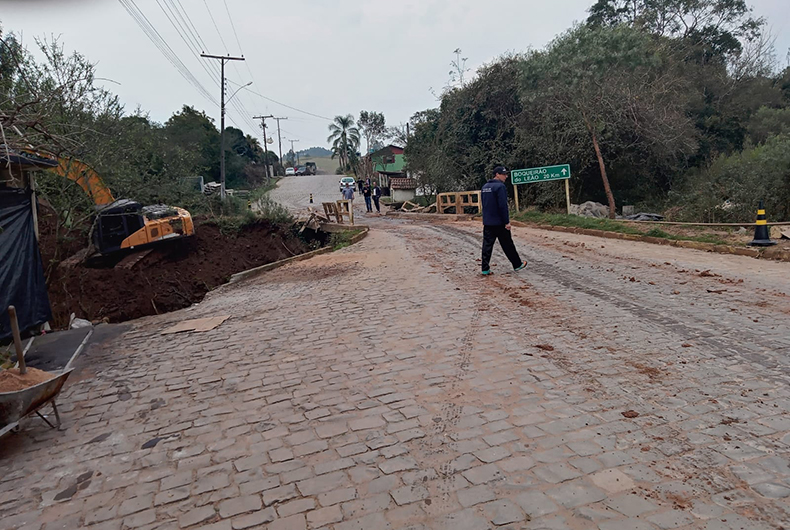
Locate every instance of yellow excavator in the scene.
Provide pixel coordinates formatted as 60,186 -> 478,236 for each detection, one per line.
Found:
52,157 -> 195,255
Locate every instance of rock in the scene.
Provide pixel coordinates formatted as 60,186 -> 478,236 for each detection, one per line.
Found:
570,201 -> 609,218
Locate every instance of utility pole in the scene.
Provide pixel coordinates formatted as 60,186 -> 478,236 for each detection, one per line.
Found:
273,117 -> 287,175
287,139 -> 300,165
201,53 -> 245,199
253,115 -> 274,179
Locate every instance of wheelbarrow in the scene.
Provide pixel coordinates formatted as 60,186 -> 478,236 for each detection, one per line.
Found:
0,368 -> 73,437
0,306 -> 73,438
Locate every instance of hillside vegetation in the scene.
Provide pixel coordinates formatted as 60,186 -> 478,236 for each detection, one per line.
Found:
404,0 -> 790,222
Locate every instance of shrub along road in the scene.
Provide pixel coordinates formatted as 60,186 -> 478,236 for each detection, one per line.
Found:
1,176 -> 789,529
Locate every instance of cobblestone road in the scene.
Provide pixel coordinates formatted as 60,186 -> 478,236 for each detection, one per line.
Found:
268,174 -> 388,220
2,176 -> 789,530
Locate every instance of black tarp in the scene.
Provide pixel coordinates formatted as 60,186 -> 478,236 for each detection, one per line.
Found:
0,188 -> 52,340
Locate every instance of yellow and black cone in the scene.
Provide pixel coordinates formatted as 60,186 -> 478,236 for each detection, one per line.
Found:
748,200 -> 776,247
309,194 -> 313,204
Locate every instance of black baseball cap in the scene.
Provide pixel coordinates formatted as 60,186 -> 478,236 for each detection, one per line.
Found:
493,166 -> 509,176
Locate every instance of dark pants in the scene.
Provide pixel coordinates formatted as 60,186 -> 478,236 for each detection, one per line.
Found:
372,196 -> 380,212
364,196 -> 372,211
481,225 -> 522,272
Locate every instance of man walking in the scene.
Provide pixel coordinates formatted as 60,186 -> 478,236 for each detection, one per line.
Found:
372,182 -> 383,213
480,166 -> 527,275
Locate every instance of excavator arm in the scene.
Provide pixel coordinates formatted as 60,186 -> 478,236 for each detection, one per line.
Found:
20,149 -> 194,254
54,157 -> 116,206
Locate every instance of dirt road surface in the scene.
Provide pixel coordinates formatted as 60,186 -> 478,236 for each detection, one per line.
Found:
2,175 -> 789,530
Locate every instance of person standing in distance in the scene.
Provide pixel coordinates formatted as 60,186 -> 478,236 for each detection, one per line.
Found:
480,166 -> 527,275
362,182 -> 373,212
372,182 -> 383,213
342,182 -> 355,208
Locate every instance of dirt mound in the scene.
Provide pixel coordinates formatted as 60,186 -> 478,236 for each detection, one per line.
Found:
45,219 -> 312,328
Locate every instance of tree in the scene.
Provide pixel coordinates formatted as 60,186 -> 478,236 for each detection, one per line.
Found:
521,25 -> 696,217
327,114 -> 360,173
358,111 -> 386,155
586,0 -> 764,60
163,105 -> 220,180
404,109 -> 457,196
386,124 -> 408,146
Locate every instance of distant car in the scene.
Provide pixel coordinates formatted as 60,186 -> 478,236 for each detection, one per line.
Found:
296,166 -> 307,176
305,162 -> 317,175
285,167 -> 296,176
339,176 -> 356,192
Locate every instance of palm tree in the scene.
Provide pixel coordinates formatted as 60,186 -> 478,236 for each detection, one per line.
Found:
327,114 -> 360,172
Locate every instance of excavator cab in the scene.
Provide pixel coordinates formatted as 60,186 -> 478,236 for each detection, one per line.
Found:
92,200 -> 194,255
93,200 -> 145,254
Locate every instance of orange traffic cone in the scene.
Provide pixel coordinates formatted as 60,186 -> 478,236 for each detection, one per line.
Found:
748,200 -> 776,247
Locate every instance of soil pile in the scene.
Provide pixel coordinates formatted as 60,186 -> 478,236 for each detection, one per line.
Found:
0,367 -> 55,392
44,219 -> 312,327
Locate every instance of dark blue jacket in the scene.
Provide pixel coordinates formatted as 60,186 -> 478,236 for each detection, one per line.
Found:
481,179 -> 509,226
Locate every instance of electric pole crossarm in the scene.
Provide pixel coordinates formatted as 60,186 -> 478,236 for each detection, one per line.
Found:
200,54 -> 245,60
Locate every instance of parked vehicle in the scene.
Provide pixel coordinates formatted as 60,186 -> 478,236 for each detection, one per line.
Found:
339,176 -> 356,191
296,166 -> 307,176
285,167 -> 296,176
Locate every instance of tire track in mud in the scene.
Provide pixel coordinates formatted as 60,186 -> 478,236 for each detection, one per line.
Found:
422,223 -> 790,384
412,223 -> 790,525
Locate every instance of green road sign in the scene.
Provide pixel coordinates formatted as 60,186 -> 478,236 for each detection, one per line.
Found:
511,164 -> 571,185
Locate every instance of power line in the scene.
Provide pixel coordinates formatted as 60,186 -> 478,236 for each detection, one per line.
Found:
157,0 -> 201,56
120,0 -> 256,134
120,0 -> 214,103
222,0 -> 244,57
220,0 -> 261,112
201,0 -> 229,52
117,0 -> 217,105
174,0 -> 212,52
154,0 -> 221,88
227,81 -> 333,121
193,0 -> 259,134
159,0 -> 258,134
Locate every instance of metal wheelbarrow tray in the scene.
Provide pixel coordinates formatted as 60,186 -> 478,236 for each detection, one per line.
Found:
0,368 -> 74,437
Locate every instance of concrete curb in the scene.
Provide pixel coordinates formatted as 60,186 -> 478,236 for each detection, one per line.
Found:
511,221 -> 790,263
228,227 -> 370,285
385,212 -> 475,222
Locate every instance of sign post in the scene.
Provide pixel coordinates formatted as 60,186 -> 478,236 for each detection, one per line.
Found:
510,164 -> 571,214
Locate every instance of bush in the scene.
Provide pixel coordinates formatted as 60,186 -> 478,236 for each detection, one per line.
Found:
203,210 -> 258,235
255,196 -> 292,224
674,134 -> 790,222
198,190 -> 292,235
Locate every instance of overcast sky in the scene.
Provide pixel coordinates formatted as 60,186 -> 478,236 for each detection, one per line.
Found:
2,0 -> 788,151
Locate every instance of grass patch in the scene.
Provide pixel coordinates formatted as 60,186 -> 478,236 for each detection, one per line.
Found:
329,229 -> 363,250
202,210 -> 259,235
513,211 -> 731,246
